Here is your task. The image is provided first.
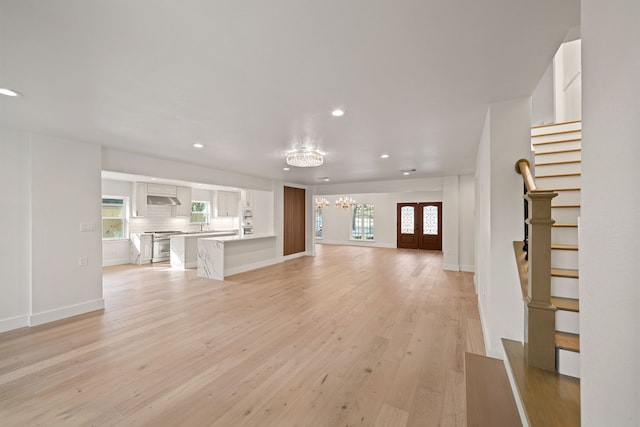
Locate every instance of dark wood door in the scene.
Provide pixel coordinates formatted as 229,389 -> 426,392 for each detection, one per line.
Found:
283,186 -> 306,256
396,202 -> 443,250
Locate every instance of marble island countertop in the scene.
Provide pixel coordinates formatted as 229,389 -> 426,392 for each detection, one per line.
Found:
199,233 -> 276,242
173,230 -> 238,238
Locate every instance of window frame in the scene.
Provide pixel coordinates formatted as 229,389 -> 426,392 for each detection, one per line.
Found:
315,207 -> 323,239
101,196 -> 128,240
350,203 -> 375,241
190,200 -> 211,224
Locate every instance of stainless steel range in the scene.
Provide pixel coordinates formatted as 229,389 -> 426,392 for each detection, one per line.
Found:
148,231 -> 182,262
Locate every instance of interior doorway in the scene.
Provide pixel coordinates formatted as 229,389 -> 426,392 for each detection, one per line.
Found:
396,202 -> 443,250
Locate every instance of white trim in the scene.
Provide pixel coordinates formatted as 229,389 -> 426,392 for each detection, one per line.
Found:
224,257 -> 283,277
461,264 -> 475,273
443,263 -> 460,271
102,257 -> 130,267
502,346 -> 530,427
283,252 -> 308,261
29,299 -> 105,327
0,315 -> 29,333
477,300 -> 503,358
317,240 -> 396,249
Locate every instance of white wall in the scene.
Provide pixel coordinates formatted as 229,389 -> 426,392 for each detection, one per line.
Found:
317,191 -> 442,248
0,131 -> 31,332
442,176 -> 460,271
581,1 -> 640,425
102,148 -> 272,191
459,175 -> 475,272
475,97 -> 532,357
554,39 -> 582,123
30,135 -> 104,325
531,62 -> 555,126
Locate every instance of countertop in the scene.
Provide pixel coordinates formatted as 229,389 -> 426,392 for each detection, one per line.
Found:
172,231 -> 238,238
200,233 -> 276,242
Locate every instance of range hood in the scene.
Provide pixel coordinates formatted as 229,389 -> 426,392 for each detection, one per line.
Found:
147,195 -> 181,206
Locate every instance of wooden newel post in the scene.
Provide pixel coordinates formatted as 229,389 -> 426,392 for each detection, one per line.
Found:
525,189 -> 558,371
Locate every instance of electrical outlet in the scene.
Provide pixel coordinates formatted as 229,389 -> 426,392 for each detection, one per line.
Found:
80,223 -> 96,232
79,256 -> 88,267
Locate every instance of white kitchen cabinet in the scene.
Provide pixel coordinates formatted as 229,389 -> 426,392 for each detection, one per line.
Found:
130,233 -> 152,264
132,182 -> 148,217
173,186 -> 192,217
147,183 -> 177,196
216,191 -> 240,217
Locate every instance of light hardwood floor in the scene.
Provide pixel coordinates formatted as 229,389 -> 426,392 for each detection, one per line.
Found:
0,245 -> 485,426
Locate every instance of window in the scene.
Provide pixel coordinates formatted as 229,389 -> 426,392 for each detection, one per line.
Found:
191,201 -> 210,224
315,207 -> 323,239
102,197 -> 127,239
351,204 -> 374,240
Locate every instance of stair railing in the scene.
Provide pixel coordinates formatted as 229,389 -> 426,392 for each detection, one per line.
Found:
515,159 -> 558,371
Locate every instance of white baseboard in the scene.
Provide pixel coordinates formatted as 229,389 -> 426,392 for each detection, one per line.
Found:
225,257 -> 283,277
477,300 -> 503,359
0,315 -> 29,333
443,263 -> 460,272
317,240 -> 395,249
282,252 -> 308,261
102,257 -> 130,267
461,264 -> 475,273
30,298 -> 105,327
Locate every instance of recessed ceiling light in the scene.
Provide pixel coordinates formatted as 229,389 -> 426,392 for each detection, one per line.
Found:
0,88 -> 22,97
323,178 -> 330,182
331,109 -> 344,117
193,143 -> 204,149
380,154 -> 390,159
403,172 -> 410,176
150,177 -> 158,181
283,167 -> 290,171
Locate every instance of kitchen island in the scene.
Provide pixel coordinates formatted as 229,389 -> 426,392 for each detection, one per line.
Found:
170,231 -> 238,269
197,234 -> 278,280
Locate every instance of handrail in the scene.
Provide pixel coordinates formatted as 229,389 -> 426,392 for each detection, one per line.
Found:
515,158 -> 537,192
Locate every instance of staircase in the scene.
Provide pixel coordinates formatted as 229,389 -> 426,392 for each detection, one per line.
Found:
531,120 -> 581,378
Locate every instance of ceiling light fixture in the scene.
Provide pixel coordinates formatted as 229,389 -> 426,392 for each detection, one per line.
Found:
283,167 -> 290,171
335,196 -> 356,209
331,109 -> 345,117
403,172 -> 410,176
286,148 -> 324,168
380,154 -> 390,159
0,88 -> 22,97
315,197 -> 330,209
193,143 -> 204,149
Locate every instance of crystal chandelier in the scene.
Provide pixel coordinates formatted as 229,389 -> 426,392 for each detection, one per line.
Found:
286,148 -> 324,168
315,197 -> 330,209
335,196 -> 356,209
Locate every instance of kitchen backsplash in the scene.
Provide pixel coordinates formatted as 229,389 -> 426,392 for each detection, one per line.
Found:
129,205 -> 239,233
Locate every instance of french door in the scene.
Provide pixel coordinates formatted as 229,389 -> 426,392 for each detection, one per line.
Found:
396,202 -> 443,250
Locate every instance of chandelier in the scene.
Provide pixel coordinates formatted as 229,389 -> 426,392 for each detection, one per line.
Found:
335,196 -> 356,209
315,197 -> 330,209
286,148 -> 324,168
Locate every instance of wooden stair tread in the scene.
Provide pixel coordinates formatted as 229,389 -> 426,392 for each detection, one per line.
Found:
536,172 -> 581,179
555,332 -> 580,352
551,297 -> 579,312
531,120 -> 582,129
532,137 -> 582,146
552,204 -> 581,209
552,244 -> 578,251
465,353 -> 522,427
531,129 -> 582,138
502,339 -> 580,426
535,148 -> 582,155
536,160 -> 581,166
551,268 -> 579,279
553,223 -> 578,228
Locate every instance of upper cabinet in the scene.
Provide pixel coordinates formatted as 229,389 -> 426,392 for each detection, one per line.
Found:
216,191 -> 240,217
173,186 -> 192,217
132,182 -> 147,217
147,183 -> 177,196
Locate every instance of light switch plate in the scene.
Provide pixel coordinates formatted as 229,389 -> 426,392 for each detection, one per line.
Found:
80,223 -> 96,232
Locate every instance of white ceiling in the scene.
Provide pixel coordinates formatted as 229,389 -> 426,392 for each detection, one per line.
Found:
0,1 -> 579,185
